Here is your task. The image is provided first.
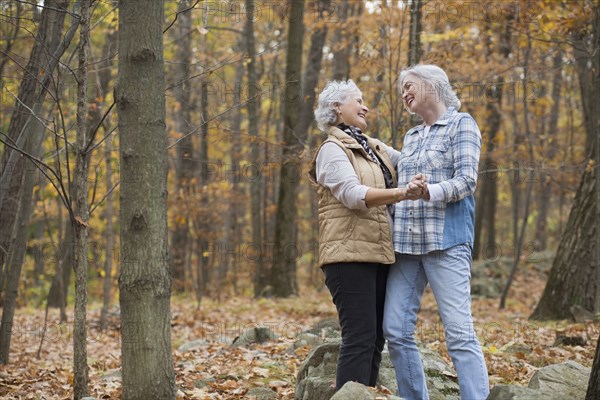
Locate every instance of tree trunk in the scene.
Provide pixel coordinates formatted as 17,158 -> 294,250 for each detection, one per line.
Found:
47,211 -> 73,322
474,24 -> 505,260
117,0 -> 175,398
535,50 -> 563,250
0,112 -> 46,365
270,0 -> 305,298
99,138 -> 115,331
587,334 -> 600,400
170,0 -> 194,291
0,1 -> 22,83
198,80 -> 210,295
408,0 -> 422,66
243,0 -> 266,297
531,164 -> 597,319
224,54 -> 245,298
331,0 -> 350,81
573,31 -> 598,153
0,0 -> 70,302
296,0 -> 331,138
33,193 -> 45,286
500,21 -> 535,310
72,1 -> 92,397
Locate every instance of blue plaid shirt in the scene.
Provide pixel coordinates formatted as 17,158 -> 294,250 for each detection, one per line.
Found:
391,107 -> 482,255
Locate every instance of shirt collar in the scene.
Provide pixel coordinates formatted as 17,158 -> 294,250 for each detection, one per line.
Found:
406,107 -> 457,136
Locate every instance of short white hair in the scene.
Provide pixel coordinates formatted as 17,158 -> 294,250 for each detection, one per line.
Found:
314,80 -> 362,131
399,64 -> 461,110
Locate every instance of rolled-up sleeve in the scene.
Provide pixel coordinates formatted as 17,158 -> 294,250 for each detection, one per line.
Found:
438,116 -> 482,202
315,143 -> 369,210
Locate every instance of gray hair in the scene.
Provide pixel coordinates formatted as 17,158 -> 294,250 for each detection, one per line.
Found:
314,80 -> 362,131
399,64 -> 461,111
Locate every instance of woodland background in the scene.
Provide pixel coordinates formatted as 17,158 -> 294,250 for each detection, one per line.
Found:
0,0 -> 599,399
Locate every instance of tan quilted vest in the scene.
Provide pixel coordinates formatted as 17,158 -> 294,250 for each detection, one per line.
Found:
308,126 -> 397,268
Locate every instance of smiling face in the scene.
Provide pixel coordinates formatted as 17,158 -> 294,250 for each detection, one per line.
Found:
336,91 -> 369,131
401,74 -> 435,116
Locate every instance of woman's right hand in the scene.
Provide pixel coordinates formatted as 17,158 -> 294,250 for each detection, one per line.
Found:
405,174 -> 428,200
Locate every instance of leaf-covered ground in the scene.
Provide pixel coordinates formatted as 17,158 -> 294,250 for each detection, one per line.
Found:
1,261 -> 598,399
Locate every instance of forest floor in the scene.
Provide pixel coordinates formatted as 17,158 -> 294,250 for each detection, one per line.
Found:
1,258 -> 599,399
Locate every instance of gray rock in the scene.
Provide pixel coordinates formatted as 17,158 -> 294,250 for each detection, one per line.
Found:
487,384 -> 552,400
329,381 -> 401,400
296,341 -> 459,400
419,348 -> 460,400
101,369 -> 121,381
307,318 -> 341,335
232,327 -> 279,347
290,332 -> 323,350
178,339 -> 208,352
528,360 -> 591,399
376,351 -> 398,392
244,386 -> 277,399
487,360 -> 591,400
295,342 -> 340,400
471,276 -> 502,298
505,343 -> 533,355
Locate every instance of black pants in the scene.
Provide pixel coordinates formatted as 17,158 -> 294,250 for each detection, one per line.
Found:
323,262 -> 389,390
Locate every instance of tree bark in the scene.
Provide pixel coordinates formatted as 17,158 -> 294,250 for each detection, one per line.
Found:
243,0 -> 267,297
271,0 -> 305,297
331,0 -> 350,81
296,0 -> 331,138
535,50 -> 563,250
196,79 -> 210,295
0,112 -> 46,365
99,138 -> 115,331
72,0 -> 92,396
587,333 -> 600,400
474,23 -> 507,260
408,0 -> 422,66
117,0 -> 175,398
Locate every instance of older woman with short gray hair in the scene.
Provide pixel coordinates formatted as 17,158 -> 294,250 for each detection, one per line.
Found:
383,64 -> 490,399
308,79 -> 422,391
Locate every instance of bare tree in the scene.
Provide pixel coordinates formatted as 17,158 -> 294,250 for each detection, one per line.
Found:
271,0 -> 306,297
72,0 -> 92,396
117,0 -> 175,397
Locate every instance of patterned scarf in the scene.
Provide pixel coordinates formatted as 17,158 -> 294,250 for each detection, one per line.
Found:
338,123 -> 394,189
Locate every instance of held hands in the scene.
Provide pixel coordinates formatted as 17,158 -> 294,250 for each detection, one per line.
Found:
405,174 -> 430,201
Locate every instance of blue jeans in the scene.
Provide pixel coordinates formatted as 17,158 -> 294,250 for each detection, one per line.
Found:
383,245 -> 489,400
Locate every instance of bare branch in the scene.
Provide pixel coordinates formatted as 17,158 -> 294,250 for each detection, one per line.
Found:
0,131 -> 73,218
84,101 -> 115,153
163,0 -> 201,34
166,87 -> 272,150
89,179 -> 121,216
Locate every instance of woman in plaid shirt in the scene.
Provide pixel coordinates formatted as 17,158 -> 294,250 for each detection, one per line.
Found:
382,65 -> 490,400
